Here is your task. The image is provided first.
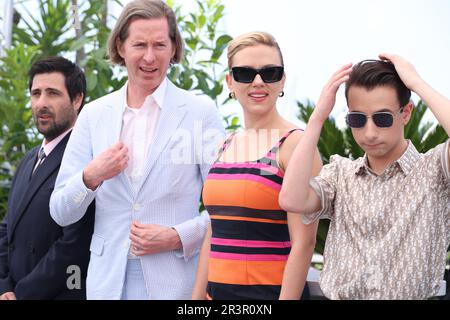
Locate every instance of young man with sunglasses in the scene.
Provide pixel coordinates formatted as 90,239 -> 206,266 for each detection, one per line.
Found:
280,54 -> 450,299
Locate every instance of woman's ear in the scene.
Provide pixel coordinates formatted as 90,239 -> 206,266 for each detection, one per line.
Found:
226,73 -> 233,92
280,72 -> 286,92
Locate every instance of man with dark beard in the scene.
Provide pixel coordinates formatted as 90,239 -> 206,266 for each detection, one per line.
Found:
0,57 -> 94,300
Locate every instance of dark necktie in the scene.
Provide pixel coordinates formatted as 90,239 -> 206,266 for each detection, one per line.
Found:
32,147 -> 46,175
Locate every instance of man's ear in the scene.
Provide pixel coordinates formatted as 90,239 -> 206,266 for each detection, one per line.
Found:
116,39 -> 124,58
73,94 -> 84,114
171,43 -> 176,63
402,101 -> 414,125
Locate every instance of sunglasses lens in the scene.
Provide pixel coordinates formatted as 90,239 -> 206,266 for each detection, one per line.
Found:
231,67 -> 256,83
346,113 -> 366,128
259,67 -> 284,83
231,66 -> 284,83
372,113 -> 394,127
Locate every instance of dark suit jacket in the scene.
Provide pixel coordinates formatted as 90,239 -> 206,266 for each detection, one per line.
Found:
0,132 -> 94,299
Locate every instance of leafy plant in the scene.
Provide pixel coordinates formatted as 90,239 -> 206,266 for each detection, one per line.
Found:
167,0 -> 232,107
0,0 -> 232,220
297,101 -> 363,164
0,44 -> 42,217
69,0 -> 127,101
13,0 -> 74,57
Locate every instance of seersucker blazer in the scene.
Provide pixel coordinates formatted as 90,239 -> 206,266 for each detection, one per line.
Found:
50,79 -> 225,299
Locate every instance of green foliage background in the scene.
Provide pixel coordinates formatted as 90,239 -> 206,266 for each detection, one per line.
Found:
1,0 -> 448,257
0,0 -> 232,220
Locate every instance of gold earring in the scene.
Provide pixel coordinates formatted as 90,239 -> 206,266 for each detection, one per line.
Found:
229,92 -> 236,99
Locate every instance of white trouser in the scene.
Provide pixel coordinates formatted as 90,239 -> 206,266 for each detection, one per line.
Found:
121,259 -> 148,300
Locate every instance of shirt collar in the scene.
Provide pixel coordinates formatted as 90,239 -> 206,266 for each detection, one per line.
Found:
354,156 -> 368,176
41,128 -> 72,157
151,77 -> 167,110
396,140 -> 420,174
124,77 -> 167,111
354,140 -> 420,176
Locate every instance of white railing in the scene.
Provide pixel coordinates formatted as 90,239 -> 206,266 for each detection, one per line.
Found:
306,267 -> 447,299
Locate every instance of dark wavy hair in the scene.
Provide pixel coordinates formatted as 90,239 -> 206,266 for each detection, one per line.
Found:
345,59 -> 411,108
28,56 -> 87,113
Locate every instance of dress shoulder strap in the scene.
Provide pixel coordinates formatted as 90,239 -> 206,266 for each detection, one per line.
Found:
265,128 -> 302,158
215,131 -> 237,161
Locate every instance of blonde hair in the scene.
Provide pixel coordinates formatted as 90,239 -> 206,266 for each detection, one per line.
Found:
107,0 -> 184,65
227,31 -> 284,69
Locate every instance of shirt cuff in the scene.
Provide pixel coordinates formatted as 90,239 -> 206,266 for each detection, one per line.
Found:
66,170 -> 98,209
300,178 -> 330,225
170,227 -> 184,259
171,213 -> 209,261
171,224 -> 201,261
0,276 -> 14,295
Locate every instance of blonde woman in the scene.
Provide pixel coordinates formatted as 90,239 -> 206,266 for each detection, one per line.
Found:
192,32 -> 322,300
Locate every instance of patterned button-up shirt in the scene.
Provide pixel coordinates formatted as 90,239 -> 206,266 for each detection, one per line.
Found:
303,140 -> 450,299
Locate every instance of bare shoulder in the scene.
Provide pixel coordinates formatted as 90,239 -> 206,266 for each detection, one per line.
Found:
278,128 -> 305,171
281,128 -> 304,151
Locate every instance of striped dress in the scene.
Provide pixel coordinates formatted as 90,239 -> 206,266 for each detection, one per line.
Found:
202,129 -> 300,300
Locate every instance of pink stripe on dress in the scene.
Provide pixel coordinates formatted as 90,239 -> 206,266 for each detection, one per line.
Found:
265,152 -> 277,161
210,251 -> 289,261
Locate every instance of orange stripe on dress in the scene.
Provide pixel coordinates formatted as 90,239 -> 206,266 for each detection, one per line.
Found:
207,173 -> 281,191
203,179 -> 282,210
208,258 -> 286,285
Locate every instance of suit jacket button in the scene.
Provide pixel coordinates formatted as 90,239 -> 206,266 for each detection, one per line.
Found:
29,246 -> 35,254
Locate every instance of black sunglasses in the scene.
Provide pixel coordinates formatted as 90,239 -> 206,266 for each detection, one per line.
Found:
231,66 -> 284,83
346,108 -> 404,128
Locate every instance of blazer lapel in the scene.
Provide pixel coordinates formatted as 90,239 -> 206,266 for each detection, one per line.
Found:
7,148 -> 36,222
136,81 -> 187,195
106,83 -> 128,148
105,83 -> 135,198
8,133 -> 70,241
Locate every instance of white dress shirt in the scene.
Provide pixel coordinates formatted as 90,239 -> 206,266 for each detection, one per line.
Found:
120,79 -> 167,190
121,79 -> 167,261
